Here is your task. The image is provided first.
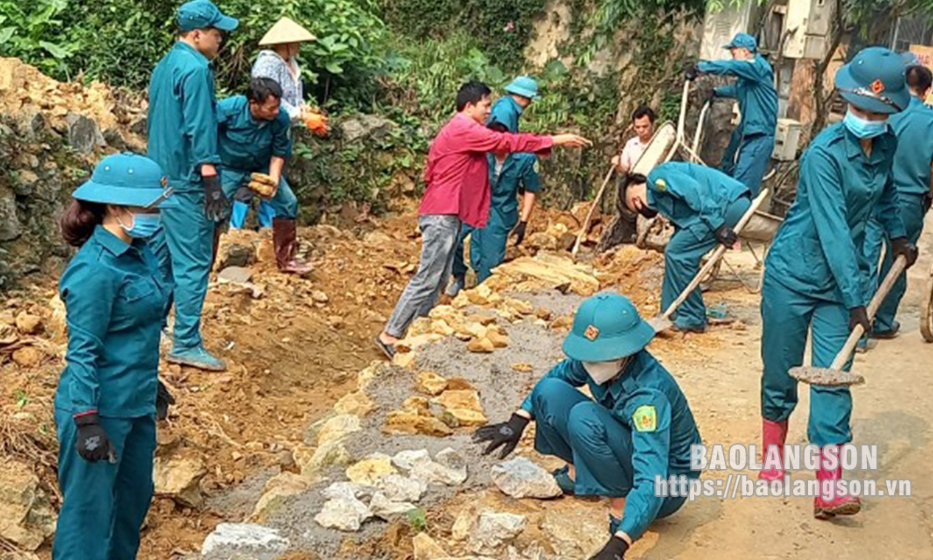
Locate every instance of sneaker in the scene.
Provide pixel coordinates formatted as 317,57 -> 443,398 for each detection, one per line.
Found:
446,275 -> 466,298
167,346 -> 227,372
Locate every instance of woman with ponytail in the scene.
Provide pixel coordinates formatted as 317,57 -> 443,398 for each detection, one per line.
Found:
53,153 -> 177,560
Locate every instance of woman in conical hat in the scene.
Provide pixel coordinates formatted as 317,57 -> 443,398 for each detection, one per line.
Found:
251,17 -> 316,121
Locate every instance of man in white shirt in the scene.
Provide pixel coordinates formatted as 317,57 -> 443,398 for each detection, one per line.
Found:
612,105 -> 656,173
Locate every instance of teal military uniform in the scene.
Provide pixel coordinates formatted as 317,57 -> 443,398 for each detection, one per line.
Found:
861,95 -> 933,334
451,93 -> 531,282
147,40 -> 222,353
54,227 -> 167,560
698,35 -> 777,196
519,294 -> 701,542
217,95 -> 297,228
762,123 -> 905,446
647,162 -> 751,330
466,153 -> 540,282
53,152 -> 175,560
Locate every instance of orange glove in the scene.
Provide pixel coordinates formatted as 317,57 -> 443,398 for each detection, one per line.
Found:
303,110 -> 329,136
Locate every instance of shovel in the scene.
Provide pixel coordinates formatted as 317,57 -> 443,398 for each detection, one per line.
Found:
789,254 -> 907,387
648,188 -> 770,333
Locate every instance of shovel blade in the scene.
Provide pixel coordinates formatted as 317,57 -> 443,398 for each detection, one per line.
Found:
788,366 -> 865,387
648,316 -> 674,334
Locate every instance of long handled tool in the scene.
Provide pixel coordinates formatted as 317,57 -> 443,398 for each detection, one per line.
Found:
789,255 -> 908,387
648,188 -> 770,333
571,165 -> 616,258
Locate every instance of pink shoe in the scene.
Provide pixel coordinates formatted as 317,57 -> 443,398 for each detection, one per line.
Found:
758,418 -> 787,482
813,447 -> 860,519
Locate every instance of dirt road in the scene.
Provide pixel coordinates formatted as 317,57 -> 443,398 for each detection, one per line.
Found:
632,215 -> 933,559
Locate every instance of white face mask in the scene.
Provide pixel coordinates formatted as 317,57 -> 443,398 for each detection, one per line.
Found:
582,357 -> 631,385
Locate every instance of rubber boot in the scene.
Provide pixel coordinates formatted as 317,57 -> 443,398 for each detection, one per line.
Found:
813,447 -> 860,519
272,218 -> 313,275
229,201 -> 249,229
758,418 -> 788,482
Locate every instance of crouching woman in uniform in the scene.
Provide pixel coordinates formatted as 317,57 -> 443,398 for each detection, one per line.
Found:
53,153 -> 176,560
474,293 -> 702,559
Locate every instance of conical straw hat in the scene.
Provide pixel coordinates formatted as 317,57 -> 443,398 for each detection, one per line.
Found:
259,17 -> 316,46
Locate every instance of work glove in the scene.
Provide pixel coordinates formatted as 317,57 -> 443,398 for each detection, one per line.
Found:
890,236 -> 919,269
684,64 -> 700,81
156,381 -> 175,422
714,224 -> 738,247
75,413 -> 116,463
848,306 -> 871,335
512,221 -> 528,246
589,536 -> 629,560
473,413 -> 530,459
204,174 -> 231,222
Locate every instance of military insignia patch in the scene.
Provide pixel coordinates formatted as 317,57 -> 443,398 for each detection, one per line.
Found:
654,178 -> 667,191
584,325 -> 600,341
870,79 -> 885,94
533,160 -> 540,173
633,405 -> 657,432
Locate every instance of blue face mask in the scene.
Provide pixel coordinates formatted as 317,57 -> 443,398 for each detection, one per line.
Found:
843,110 -> 888,139
121,213 -> 161,239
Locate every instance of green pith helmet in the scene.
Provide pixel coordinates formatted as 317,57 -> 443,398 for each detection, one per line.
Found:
563,293 -> 655,362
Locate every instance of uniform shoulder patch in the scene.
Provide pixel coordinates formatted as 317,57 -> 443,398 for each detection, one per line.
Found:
633,405 -> 657,432
533,159 -> 540,173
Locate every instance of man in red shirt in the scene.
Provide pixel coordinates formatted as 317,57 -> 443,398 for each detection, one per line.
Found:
376,81 -> 591,356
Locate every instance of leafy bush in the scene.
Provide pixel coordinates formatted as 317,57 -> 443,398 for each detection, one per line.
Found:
0,0 -> 75,77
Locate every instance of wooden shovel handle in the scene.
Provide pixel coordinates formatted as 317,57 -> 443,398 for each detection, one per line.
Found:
572,165 -> 616,257
659,189 -> 769,320
828,255 -> 908,371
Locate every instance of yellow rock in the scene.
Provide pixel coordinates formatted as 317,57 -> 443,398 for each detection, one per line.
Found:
412,532 -> 448,560
334,391 -> 376,417
466,338 -> 495,353
511,362 -> 533,373
393,350 -> 417,369
445,408 -> 487,426
433,390 -> 482,413
402,396 -> 430,414
383,411 -> 453,437
451,292 -> 471,309
357,361 -> 385,389
503,297 -> 534,315
250,472 -> 314,522
416,371 -> 449,396
396,334 -> 445,352
429,320 -> 455,336
407,317 -> 433,337
465,313 -> 497,326
551,315 -> 574,330
346,455 -> 397,486
486,330 -> 509,348
315,414 -> 362,446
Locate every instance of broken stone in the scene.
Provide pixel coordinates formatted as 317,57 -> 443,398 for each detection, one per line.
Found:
0,459 -> 55,551
314,496 -> 372,532
446,378 -> 475,390
413,532 -> 448,560
465,313 -> 498,326
470,512 -> 527,553
467,338 -> 495,353
322,481 -> 374,501
369,492 -> 417,520
312,414 -> 362,446
312,290 -> 329,303
486,329 -> 509,349
402,396 -> 431,414
430,320 -> 455,336
432,390 -> 487,426
14,312 -> 42,335
334,391 -> 375,417
249,472 -> 313,522
490,457 -> 562,499
393,350 -> 417,369
409,448 -> 468,486
218,266 -> 253,285
550,316 -> 574,330
12,347 -> 41,368
215,241 -> 255,270
152,455 -> 206,507
511,363 -> 533,373
375,474 -> 427,503
451,506 -> 479,541
383,410 -> 453,437
416,371 -> 449,396
201,523 -> 289,559
541,508 -> 607,558
297,441 -> 352,477
391,449 -> 431,472
346,454 -> 397,486
503,297 -> 534,315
